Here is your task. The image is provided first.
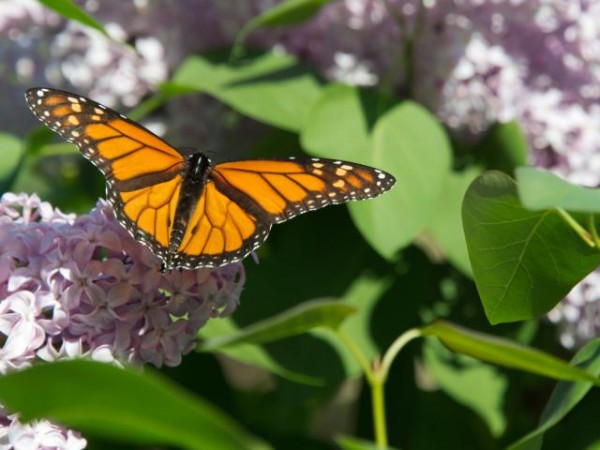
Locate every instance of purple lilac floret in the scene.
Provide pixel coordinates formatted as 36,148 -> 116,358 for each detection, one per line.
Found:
0,192 -> 245,448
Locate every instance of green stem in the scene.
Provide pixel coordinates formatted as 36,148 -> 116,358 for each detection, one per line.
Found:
589,214 -> 600,247
335,329 -> 387,447
380,328 -> 422,381
335,329 -> 374,382
336,328 -> 423,449
556,208 -> 595,248
371,374 -> 388,449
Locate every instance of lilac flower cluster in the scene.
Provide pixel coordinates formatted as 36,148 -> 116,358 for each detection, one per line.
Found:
0,192 -> 245,448
0,192 -> 244,368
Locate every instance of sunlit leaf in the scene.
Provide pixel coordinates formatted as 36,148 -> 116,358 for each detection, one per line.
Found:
301,84 -> 386,160
517,166 -> 600,212
168,52 -> 322,131
303,90 -> 451,259
349,101 -> 452,260
428,167 -> 481,276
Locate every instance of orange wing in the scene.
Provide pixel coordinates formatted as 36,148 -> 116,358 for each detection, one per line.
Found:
25,88 -> 186,260
167,157 -> 396,268
212,158 -> 395,223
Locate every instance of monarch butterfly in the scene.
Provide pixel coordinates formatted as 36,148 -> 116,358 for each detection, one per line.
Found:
25,87 -> 396,271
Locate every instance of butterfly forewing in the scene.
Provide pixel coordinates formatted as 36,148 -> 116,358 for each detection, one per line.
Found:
25,88 -> 186,260
211,158 -> 395,223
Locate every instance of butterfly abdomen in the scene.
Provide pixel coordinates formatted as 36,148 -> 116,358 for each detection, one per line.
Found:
165,152 -> 213,267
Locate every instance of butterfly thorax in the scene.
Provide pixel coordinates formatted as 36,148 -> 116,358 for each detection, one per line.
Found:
165,152 -> 213,269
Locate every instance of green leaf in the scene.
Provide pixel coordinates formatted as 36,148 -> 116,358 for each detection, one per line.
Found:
428,167 -> 482,276
462,171 -> 600,324
246,0 -> 332,27
339,275 -> 392,362
423,339 -> 507,437
350,101 -> 452,259
508,338 -> 600,450
477,121 -> 528,175
0,133 -> 24,192
421,321 -> 600,386
302,87 -> 452,259
200,299 -> 356,350
310,274 -> 394,377
34,143 -> 79,157
168,52 -> 322,131
0,360 -> 269,450
517,166 -> 600,212
232,0 -> 334,60
301,84 -> 386,160
232,1 -> 332,59
336,435 -> 400,450
37,0 -> 108,36
200,318 -> 325,386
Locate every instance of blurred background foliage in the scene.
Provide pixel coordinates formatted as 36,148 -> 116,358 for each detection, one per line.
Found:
2,1 -> 600,449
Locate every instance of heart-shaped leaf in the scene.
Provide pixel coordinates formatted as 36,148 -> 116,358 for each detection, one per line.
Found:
463,171 -> 600,323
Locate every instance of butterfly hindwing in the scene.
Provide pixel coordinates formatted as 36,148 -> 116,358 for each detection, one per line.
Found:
171,180 -> 271,268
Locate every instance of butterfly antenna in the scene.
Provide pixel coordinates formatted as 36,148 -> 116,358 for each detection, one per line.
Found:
205,148 -> 219,159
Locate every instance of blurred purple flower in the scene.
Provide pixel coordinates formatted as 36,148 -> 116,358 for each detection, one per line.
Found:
547,271 -> 600,349
0,192 -> 245,448
2,0 -> 599,170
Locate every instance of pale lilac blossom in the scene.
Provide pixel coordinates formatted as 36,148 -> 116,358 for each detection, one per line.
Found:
0,405 -> 87,450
